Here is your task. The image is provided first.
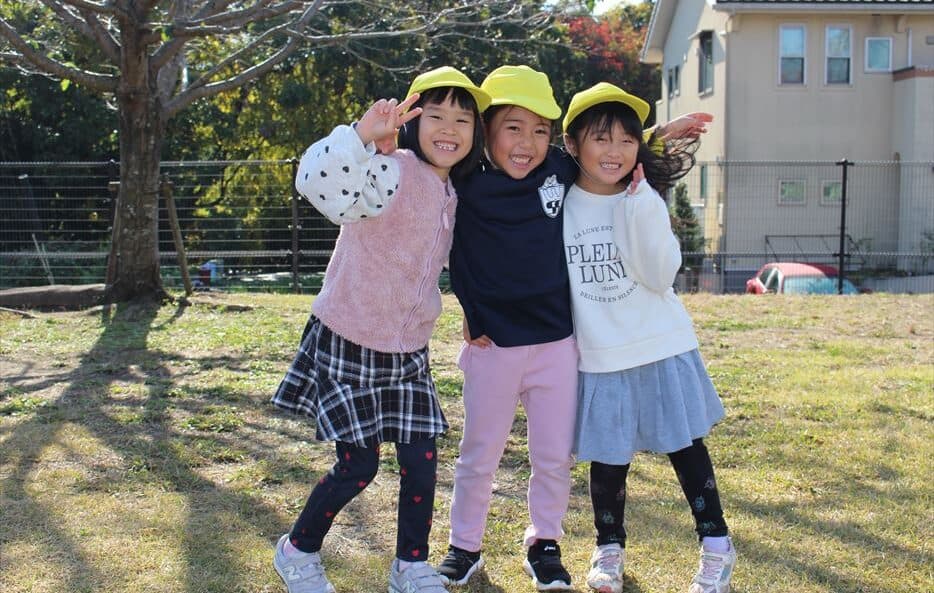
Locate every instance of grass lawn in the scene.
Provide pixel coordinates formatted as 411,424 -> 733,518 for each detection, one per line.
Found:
1,293 -> 931,593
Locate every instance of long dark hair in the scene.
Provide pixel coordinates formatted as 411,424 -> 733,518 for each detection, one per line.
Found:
565,102 -> 697,195
397,86 -> 485,181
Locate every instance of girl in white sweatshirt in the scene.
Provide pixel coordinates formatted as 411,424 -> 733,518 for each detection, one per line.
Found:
560,83 -> 736,593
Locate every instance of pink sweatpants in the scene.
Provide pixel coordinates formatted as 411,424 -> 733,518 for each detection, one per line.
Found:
449,336 -> 578,552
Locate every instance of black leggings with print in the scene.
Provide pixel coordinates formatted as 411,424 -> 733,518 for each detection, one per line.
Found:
590,438 -> 728,547
289,437 -> 438,561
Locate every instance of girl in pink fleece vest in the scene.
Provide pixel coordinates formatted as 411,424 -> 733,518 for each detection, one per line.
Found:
270,67 -> 490,593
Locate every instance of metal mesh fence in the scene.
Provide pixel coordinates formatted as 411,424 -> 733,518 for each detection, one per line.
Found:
1,159 -> 932,294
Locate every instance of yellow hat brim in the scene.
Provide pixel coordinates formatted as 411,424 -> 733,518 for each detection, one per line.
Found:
406,66 -> 491,112
563,82 -> 650,133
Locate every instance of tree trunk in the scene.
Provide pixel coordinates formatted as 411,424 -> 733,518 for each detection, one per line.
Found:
105,27 -> 169,303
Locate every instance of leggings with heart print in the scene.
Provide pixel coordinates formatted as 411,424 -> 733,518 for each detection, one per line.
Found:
289,437 -> 438,561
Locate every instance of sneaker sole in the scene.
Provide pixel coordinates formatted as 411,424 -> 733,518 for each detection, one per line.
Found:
587,582 -> 623,593
437,555 -> 485,586
587,572 -> 623,593
522,559 -> 572,591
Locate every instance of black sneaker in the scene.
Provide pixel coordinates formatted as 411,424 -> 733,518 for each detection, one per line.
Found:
523,539 -> 572,591
436,545 -> 484,585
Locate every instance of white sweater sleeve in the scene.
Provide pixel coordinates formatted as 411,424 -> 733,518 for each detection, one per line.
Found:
611,180 -> 682,294
294,124 -> 402,224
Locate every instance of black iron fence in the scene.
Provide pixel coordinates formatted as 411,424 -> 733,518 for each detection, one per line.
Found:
1,159 -> 932,294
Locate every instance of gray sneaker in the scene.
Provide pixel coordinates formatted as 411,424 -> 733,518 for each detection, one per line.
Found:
388,558 -> 449,593
273,534 -> 336,593
688,538 -> 736,593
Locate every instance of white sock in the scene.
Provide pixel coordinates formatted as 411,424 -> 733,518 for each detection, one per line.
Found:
397,559 -> 414,572
702,536 -> 731,553
283,538 -> 312,558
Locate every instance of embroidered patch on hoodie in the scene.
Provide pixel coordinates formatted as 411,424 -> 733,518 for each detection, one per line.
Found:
538,174 -> 565,218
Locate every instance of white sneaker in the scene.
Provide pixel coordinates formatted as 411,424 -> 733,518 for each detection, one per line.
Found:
273,534 -> 336,593
586,543 -> 624,593
389,558 -> 449,593
688,539 -> 736,593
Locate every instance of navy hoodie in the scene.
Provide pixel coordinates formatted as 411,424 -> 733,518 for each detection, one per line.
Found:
450,147 -> 578,347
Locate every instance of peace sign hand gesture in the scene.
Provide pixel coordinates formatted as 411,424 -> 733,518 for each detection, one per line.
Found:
355,94 -> 422,148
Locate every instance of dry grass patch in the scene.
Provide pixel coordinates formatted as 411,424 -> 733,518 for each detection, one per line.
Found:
1,294 -> 931,593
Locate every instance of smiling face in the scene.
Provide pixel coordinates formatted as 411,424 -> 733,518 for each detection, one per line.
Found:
416,94 -> 477,180
567,120 -> 639,195
485,105 -> 552,180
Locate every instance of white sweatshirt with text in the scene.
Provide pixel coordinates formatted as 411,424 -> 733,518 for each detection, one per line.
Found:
563,180 -> 699,373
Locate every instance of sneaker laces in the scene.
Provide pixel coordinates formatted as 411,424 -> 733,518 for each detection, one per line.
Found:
401,561 -> 446,590
595,547 -> 622,571
697,552 -> 725,581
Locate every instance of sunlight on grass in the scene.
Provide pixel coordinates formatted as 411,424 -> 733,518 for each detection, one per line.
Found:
1,294 -> 931,593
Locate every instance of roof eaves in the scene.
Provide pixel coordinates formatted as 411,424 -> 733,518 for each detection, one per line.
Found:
640,0 -> 677,64
713,0 -> 933,14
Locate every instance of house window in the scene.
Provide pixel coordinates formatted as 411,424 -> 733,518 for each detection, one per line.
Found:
779,180 -> 806,205
699,165 -> 708,200
865,37 -> 892,72
779,25 -> 806,84
668,69 -> 675,99
826,25 -> 851,84
698,31 -> 713,94
821,180 -> 843,206
673,65 -> 680,96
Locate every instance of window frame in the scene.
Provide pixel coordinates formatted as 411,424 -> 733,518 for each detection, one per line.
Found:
825,24 -> 852,85
865,36 -> 893,73
779,24 -> 807,85
698,31 -> 714,95
778,179 -> 807,206
820,180 -> 843,206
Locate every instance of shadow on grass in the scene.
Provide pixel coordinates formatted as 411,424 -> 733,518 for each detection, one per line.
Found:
0,300 -> 301,592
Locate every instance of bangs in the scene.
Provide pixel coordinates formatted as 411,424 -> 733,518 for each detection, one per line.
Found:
417,86 -> 477,112
571,103 -> 643,142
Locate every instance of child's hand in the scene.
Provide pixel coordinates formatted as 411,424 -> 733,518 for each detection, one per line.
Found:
659,112 -> 713,140
356,94 -> 423,147
627,163 -> 645,194
462,318 -> 492,348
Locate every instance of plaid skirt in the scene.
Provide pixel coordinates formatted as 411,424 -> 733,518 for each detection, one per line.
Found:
271,316 -> 448,447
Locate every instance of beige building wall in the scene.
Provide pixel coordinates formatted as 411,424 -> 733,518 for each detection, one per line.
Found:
644,1 -> 933,282
655,1 -> 729,251
719,11 -> 933,260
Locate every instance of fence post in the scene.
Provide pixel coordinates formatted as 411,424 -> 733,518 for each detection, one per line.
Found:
290,158 -> 301,294
160,174 -> 193,296
836,158 -> 852,295
105,160 -> 120,288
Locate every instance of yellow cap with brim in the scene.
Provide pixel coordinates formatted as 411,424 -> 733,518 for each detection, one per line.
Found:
563,82 -> 650,133
405,66 -> 491,113
481,65 -> 561,121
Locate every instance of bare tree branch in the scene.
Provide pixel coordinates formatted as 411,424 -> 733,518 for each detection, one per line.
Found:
164,0 -> 325,116
37,1 -> 98,41
37,1 -> 121,63
59,0 -> 117,15
185,0 -> 303,28
81,10 -> 121,62
0,18 -> 117,91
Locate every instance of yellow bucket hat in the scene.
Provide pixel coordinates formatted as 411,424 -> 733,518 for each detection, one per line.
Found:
563,82 -> 651,133
481,65 -> 561,121
405,66 -> 491,113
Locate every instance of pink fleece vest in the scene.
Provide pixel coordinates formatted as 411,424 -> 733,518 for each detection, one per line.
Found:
312,150 -> 457,353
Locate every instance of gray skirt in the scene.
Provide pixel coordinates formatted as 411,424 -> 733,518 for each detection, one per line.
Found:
574,349 -> 725,465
